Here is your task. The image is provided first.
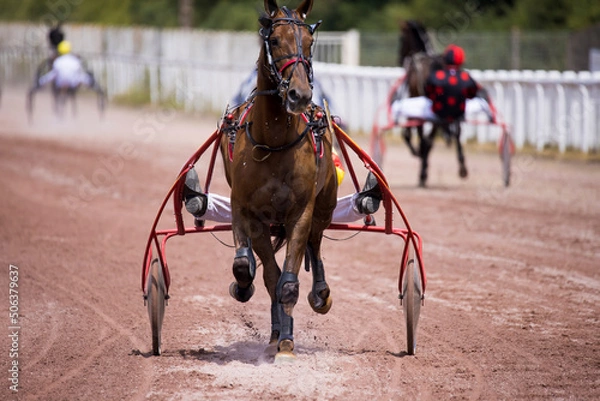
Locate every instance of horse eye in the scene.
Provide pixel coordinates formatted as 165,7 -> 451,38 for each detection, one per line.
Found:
270,38 -> 279,47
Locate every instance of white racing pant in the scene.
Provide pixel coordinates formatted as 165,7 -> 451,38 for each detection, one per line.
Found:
391,96 -> 493,122
203,193 -> 365,224
38,54 -> 93,89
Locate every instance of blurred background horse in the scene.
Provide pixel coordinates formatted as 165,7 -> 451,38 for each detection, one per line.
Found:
396,20 -> 472,187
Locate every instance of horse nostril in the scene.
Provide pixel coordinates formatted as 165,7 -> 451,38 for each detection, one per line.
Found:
288,89 -> 299,103
287,87 -> 311,106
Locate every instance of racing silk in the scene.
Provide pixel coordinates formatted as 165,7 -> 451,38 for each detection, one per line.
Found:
38,54 -> 92,89
425,67 -> 477,121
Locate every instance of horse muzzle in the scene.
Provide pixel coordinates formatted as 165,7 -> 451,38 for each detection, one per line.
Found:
284,85 -> 312,114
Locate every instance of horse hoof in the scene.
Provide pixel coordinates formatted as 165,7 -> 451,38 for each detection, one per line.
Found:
228,282 -> 255,303
459,166 -> 468,178
308,291 -> 333,314
274,350 -> 297,364
274,339 -> 296,363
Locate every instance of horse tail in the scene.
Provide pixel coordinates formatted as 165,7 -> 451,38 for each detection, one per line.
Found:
270,224 -> 287,253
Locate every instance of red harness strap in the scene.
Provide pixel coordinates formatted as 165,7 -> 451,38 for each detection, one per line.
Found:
224,94 -> 321,162
278,58 -> 310,74
227,105 -> 253,162
301,113 -> 324,158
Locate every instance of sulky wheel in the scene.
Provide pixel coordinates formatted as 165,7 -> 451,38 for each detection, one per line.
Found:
146,253 -> 167,356
501,131 -> 512,187
96,87 -> 106,118
26,87 -> 37,124
402,245 -> 422,355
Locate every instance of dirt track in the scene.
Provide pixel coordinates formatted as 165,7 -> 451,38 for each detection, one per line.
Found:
1,86 -> 599,401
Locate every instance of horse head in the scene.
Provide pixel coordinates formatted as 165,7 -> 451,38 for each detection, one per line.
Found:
258,0 -> 321,114
399,20 -> 433,67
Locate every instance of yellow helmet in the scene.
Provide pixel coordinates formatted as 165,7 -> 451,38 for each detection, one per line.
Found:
57,40 -> 71,55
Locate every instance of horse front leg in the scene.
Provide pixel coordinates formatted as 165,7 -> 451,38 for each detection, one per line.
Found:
306,242 -> 332,314
273,263 -> 300,361
244,229 -> 283,346
228,220 -> 258,303
272,216 -> 314,361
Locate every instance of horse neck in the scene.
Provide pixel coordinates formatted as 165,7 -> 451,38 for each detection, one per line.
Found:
407,54 -> 432,96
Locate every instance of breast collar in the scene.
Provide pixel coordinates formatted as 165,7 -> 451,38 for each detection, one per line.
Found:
220,101 -> 327,163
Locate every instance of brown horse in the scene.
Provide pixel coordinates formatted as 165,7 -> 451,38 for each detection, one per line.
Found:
219,0 -> 337,361
397,21 -> 469,187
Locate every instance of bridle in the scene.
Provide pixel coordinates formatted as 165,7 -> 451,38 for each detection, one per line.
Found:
224,7 -> 325,158
258,6 -> 322,100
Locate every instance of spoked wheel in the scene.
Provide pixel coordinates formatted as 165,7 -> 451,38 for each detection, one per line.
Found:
146,254 -> 167,356
501,131 -> 512,187
401,245 -> 422,355
96,88 -> 106,117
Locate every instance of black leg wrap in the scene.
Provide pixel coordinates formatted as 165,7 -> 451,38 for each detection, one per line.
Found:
310,262 -> 330,310
307,245 -> 328,296
276,271 -> 298,342
271,302 -> 281,335
229,241 -> 256,303
233,241 -> 256,283
276,271 -> 299,306
312,259 -> 326,283
278,304 -> 294,341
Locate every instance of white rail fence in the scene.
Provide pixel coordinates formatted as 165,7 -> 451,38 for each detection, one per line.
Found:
1,23 -> 598,153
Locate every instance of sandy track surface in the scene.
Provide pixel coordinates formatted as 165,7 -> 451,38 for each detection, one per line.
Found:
1,87 -> 598,400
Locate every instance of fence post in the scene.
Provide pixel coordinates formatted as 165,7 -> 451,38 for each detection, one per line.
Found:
513,81 -> 525,149
342,30 -> 360,66
556,84 -> 567,153
511,27 -> 520,70
579,83 -> 591,153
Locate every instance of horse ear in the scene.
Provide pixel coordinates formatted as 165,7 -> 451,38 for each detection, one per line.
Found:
264,0 -> 278,17
259,15 -> 273,29
296,0 -> 313,19
308,20 -> 322,35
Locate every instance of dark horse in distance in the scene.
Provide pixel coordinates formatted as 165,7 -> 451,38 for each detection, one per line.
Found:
397,20 -> 470,187
219,0 -> 337,361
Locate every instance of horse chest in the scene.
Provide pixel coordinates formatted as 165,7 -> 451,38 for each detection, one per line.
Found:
232,159 -> 316,222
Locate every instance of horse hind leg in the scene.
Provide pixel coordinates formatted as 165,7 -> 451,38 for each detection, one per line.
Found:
418,125 -> 435,187
305,244 -> 332,314
402,127 -> 419,157
458,147 -> 468,178
229,240 -> 256,303
454,124 -> 468,179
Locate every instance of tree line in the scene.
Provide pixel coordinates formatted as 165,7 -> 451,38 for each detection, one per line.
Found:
0,0 -> 598,32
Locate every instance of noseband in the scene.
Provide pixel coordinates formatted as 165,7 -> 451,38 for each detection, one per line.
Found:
259,7 -> 322,99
